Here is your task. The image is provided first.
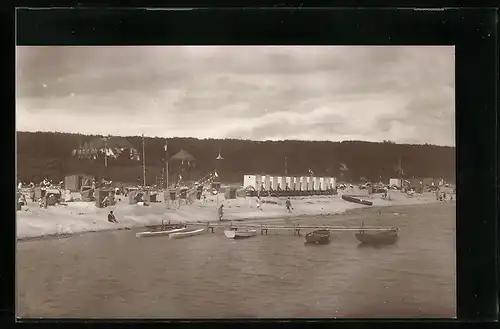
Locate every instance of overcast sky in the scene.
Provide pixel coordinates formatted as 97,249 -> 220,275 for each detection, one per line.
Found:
16,46 -> 455,146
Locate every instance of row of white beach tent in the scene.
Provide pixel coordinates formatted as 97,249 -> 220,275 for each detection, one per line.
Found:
243,174 -> 337,192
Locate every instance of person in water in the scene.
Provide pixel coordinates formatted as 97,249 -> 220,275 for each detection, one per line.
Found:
285,198 -> 293,213
108,210 -> 118,223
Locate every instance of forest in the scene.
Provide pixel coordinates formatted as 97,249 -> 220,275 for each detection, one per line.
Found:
16,131 -> 455,185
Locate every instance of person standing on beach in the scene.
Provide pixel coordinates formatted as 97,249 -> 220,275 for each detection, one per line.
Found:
108,210 -> 118,223
256,196 -> 263,211
285,198 -> 293,213
218,204 -> 224,221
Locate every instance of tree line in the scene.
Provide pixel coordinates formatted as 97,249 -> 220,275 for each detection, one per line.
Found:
16,131 -> 455,185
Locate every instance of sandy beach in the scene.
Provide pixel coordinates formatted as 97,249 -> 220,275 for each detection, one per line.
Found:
16,188 -> 454,240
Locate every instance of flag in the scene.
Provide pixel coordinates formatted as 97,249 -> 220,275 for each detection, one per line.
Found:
308,169 -> 314,176
164,141 -> 168,152
106,148 -> 116,158
214,171 -> 219,177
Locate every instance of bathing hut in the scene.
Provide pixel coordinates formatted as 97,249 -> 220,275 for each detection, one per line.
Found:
264,175 -> 271,190
314,177 -> 321,190
329,177 -> 336,189
270,176 -> 279,190
64,173 -> 95,192
299,177 -> 307,191
319,177 -> 326,191
256,175 -> 263,191
306,177 -> 313,191
285,177 -> 292,190
244,174 -> 257,190
277,176 -> 286,190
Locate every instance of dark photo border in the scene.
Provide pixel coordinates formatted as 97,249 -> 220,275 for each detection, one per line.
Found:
7,5 -> 498,326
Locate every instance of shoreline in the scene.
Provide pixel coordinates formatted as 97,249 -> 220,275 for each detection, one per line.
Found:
16,193 -> 453,243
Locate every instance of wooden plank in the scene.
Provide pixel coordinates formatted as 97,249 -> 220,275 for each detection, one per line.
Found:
183,222 -> 397,231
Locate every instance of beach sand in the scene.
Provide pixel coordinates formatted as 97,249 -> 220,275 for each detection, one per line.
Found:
16,188 -> 454,240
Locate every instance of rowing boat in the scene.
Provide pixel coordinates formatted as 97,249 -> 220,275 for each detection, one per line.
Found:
341,194 -> 373,206
355,228 -> 399,245
224,229 -> 257,239
169,228 -> 206,239
135,227 -> 187,238
304,229 -> 331,244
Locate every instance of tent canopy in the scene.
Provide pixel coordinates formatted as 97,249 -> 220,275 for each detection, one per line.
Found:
170,149 -> 195,162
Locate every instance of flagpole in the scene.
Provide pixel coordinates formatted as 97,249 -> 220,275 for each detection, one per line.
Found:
103,137 -> 108,168
284,156 -> 288,176
165,140 -> 169,191
142,134 -> 146,187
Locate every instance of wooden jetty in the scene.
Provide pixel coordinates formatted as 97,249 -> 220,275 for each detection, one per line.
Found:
182,221 -> 398,236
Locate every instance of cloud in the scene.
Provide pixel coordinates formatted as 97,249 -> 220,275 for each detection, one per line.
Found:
15,46 -> 455,145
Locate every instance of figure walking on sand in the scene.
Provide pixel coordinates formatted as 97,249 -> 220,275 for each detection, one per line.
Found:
256,196 -> 263,211
108,210 -> 118,223
218,204 -> 224,221
285,197 -> 293,213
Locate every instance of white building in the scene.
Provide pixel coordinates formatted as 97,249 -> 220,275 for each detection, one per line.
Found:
243,174 -> 257,189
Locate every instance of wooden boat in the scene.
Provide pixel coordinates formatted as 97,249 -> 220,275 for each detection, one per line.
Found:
224,229 -> 257,239
304,229 -> 331,244
341,194 -> 373,206
136,227 -> 187,238
169,228 -> 206,239
355,228 -> 399,245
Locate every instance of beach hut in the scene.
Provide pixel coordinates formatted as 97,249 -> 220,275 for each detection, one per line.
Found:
277,176 -> 285,190
270,176 -> 278,190
389,178 -> 402,188
95,188 -> 115,208
256,175 -> 263,191
243,174 -> 257,189
306,177 -> 313,191
64,173 -> 95,192
329,177 -> 337,189
285,177 -> 292,190
314,177 -> 321,191
299,177 -> 307,191
225,187 -> 238,199
264,175 -> 271,190
319,177 -> 325,190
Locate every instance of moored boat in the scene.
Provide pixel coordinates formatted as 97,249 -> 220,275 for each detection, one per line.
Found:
341,194 -> 373,206
224,229 -> 257,239
355,227 -> 399,245
169,228 -> 206,239
136,227 -> 187,238
304,229 -> 331,244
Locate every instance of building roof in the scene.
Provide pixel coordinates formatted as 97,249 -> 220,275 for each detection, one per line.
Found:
85,136 -> 136,150
170,149 -> 195,161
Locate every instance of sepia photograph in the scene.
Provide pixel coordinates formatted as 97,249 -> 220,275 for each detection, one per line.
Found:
16,46 -> 455,319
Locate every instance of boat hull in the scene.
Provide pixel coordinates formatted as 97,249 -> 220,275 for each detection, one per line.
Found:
355,230 -> 398,245
169,228 -> 206,239
341,194 -> 373,206
305,230 -> 331,244
224,230 -> 257,239
136,227 -> 187,238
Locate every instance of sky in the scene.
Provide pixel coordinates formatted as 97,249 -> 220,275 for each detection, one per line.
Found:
16,46 -> 455,146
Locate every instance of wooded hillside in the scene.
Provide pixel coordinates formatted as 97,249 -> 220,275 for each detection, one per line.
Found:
16,131 -> 455,185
